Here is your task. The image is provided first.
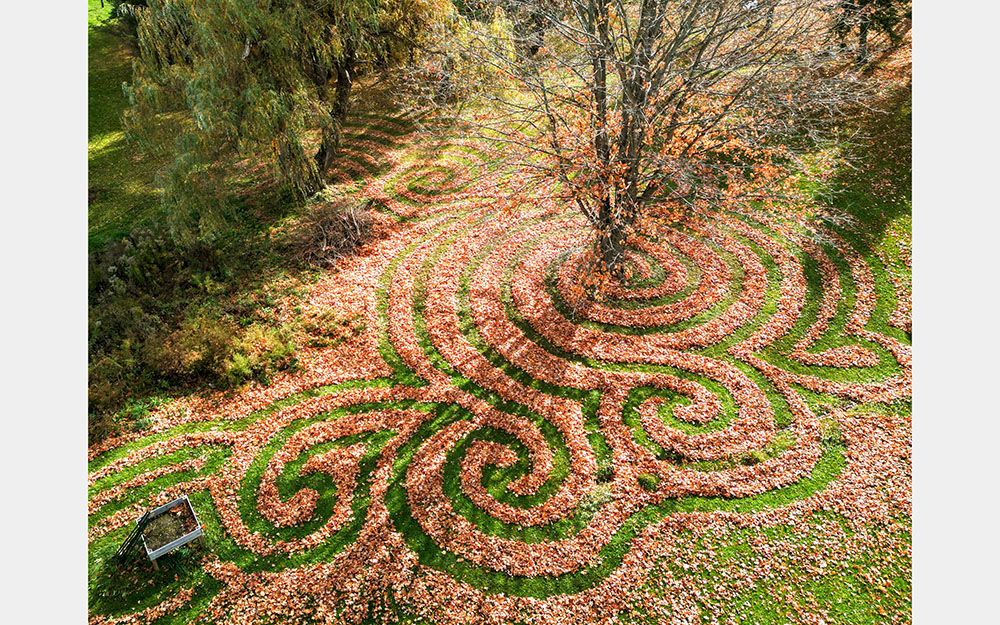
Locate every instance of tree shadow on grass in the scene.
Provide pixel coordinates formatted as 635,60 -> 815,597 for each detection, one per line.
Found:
827,81 -> 912,244
88,11 -> 166,249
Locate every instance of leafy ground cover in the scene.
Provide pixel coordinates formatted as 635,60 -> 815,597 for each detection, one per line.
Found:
88,5 -> 911,622
88,89 -> 911,623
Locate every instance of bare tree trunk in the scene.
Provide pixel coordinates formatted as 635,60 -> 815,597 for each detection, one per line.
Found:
597,228 -> 628,276
433,55 -> 456,103
315,44 -> 356,175
528,11 -> 545,55
836,0 -> 855,53
856,13 -> 870,67
594,197 -> 639,276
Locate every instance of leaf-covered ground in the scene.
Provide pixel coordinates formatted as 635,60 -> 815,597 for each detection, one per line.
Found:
88,2 -> 911,620
88,89 -> 911,623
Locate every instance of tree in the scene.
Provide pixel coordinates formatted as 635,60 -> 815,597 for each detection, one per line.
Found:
833,1 -> 911,66
417,0 -> 870,275
124,0 -> 447,230
106,1 -> 148,40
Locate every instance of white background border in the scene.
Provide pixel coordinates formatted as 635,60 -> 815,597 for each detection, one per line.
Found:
2,0 -> 997,621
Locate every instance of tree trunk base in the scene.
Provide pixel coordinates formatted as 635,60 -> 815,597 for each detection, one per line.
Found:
597,233 -> 629,279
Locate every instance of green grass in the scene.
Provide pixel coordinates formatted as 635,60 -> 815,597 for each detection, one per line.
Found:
638,512 -> 911,625
88,0 -> 164,248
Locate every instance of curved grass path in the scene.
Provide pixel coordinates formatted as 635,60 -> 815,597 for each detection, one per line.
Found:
88,115 -> 911,625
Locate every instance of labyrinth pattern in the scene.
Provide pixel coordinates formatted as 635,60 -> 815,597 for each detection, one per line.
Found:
88,115 -> 912,625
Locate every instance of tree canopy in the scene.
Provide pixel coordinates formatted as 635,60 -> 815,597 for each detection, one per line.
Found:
415,0 -> 873,274
124,0 -> 449,235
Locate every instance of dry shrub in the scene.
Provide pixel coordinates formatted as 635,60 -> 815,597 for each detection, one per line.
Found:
143,312 -> 297,388
289,199 -> 373,268
88,410 -> 118,447
143,313 -> 237,381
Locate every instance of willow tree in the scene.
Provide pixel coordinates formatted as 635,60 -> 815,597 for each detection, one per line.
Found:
124,0 -> 447,227
423,0 -> 869,274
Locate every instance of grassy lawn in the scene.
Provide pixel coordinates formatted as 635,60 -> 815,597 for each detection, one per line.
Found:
88,0 -> 163,248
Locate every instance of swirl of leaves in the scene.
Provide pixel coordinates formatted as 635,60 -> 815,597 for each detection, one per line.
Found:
88,113 -> 910,625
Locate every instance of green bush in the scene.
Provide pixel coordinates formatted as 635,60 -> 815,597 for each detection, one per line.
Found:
225,352 -> 253,386
577,484 -> 615,522
86,221 -> 298,441
88,410 -> 118,446
819,416 -> 843,446
740,450 -> 769,466
224,324 -> 298,386
86,192 -> 339,441
87,395 -> 167,445
88,337 -> 150,421
141,313 -> 299,388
